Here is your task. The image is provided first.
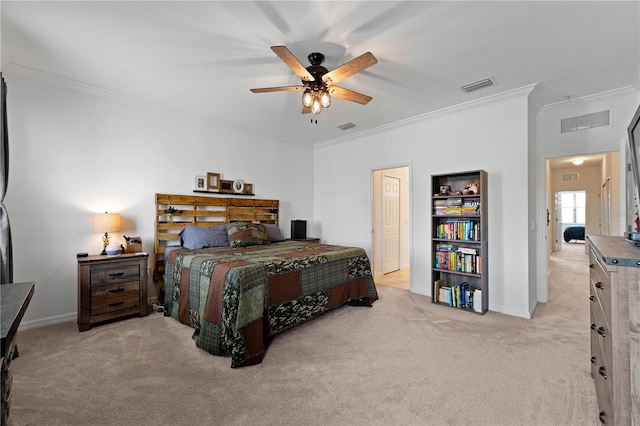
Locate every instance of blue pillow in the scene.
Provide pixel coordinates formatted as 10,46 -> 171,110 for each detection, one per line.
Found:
179,225 -> 229,249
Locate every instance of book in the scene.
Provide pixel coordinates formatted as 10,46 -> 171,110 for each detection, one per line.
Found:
434,279 -> 443,302
474,289 -> 483,312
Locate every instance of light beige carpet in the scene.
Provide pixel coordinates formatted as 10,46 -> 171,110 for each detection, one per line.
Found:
9,242 -> 597,425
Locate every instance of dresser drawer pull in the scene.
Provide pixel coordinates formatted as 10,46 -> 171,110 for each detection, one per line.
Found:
107,288 -> 125,293
598,366 -> 607,379
595,281 -> 604,289
108,301 -> 125,307
589,263 -> 595,269
599,411 -> 607,425
108,272 -> 125,278
591,356 -> 597,364
591,323 -> 597,331
589,295 -> 595,302
597,326 -> 606,337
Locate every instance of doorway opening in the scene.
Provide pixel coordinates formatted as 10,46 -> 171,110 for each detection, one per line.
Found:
372,166 -> 410,290
554,190 -> 586,251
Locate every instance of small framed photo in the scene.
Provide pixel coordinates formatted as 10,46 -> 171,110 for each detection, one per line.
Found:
439,185 -> 451,195
233,179 -> 245,193
195,175 -> 206,191
243,183 -> 253,195
220,179 -> 234,193
207,172 -> 220,191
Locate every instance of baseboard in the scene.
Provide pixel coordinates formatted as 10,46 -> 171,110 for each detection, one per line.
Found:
20,312 -> 76,330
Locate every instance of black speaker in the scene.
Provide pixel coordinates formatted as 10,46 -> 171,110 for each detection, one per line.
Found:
291,220 -> 307,240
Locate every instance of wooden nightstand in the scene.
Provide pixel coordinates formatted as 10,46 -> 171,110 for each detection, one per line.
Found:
77,253 -> 149,331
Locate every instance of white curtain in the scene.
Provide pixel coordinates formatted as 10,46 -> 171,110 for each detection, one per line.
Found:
0,72 -> 13,284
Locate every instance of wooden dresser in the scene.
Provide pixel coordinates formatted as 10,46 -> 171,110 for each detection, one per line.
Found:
1,281 -> 34,426
77,253 -> 149,331
588,235 -> 640,425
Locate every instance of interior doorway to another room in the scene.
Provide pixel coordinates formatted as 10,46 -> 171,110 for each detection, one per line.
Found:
554,190 -> 586,251
372,166 -> 410,290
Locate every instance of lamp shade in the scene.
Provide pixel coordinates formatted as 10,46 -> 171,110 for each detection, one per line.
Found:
93,212 -> 121,233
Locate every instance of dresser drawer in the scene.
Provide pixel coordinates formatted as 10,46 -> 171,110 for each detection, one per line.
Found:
90,281 -> 140,316
590,252 -> 612,323
90,264 -> 141,285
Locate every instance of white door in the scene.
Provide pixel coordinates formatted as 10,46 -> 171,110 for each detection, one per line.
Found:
382,175 -> 400,274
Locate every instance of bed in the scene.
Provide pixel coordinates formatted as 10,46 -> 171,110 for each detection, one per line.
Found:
563,225 -> 585,242
153,193 -> 378,367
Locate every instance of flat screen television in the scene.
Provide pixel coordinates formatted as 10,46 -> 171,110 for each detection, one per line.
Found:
626,103 -> 640,237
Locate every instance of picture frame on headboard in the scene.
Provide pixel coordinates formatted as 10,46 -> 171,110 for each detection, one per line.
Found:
626,104 -> 640,233
207,172 -> 220,191
195,175 -> 206,191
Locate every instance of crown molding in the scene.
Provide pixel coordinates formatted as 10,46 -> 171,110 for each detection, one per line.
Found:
539,86 -> 638,112
315,83 -> 538,149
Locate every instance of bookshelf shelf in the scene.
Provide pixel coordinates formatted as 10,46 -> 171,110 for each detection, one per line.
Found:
431,170 -> 488,314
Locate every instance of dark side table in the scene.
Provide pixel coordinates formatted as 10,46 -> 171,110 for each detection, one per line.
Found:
1,281 -> 35,426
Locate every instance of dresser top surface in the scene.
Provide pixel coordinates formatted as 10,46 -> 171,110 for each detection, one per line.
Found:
1,281 -> 35,356
588,235 -> 640,267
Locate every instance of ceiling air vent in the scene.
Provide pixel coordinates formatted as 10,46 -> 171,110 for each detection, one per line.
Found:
563,173 -> 579,181
460,77 -> 494,93
561,110 -> 610,133
338,122 -> 356,131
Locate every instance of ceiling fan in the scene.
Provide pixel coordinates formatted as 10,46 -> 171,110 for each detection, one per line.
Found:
250,45 -> 377,115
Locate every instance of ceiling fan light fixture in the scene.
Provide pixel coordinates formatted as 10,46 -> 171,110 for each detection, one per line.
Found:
302,89 -> 313,108
320,90 -> 331,108
572,158 -> 584,165
311,97 -> 322,114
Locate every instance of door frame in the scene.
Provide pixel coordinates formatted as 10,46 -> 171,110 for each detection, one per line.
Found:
371,163 -> 412,289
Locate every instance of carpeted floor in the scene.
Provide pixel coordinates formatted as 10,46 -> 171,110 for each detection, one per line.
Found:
9,242 -> 597,425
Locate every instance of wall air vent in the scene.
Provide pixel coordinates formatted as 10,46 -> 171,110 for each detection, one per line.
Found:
561,110 -> 610,133
337,122 -> 356,131
460,77 -> 494,93
563,173 -> 579,181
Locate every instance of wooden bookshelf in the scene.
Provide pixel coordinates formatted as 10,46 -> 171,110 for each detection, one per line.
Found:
431,170 -> 488,314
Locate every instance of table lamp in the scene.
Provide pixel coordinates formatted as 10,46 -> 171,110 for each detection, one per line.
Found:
93,212 -> 121,255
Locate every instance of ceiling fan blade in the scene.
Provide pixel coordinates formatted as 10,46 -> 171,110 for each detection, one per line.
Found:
271,46 -> 315,82
322,52 -> 377,85
250,85 -> 305,93
302,105 -> 311,114
328,86 -> 373,105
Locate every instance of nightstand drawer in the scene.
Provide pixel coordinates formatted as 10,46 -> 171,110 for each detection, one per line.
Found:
90,265 -> 140,285
90,281 -> 140,316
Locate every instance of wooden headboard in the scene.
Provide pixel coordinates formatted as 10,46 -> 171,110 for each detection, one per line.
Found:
152,193 -> 279,303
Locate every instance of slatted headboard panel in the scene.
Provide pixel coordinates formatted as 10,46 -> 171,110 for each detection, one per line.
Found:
152,193 -> 279,302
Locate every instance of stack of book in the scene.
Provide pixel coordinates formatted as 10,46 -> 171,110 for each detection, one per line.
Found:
433,198 -> 462,215
435,220 -> 480,241
461,197 -> 480,215
434,280 -> 482,312
434,244 -> 482,274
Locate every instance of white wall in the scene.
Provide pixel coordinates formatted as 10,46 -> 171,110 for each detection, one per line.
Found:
314,86 -> 534,318
535,87 -> 639,303
5,74 -> 315,326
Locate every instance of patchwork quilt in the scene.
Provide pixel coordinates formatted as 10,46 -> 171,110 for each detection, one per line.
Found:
164,240 -> 378,367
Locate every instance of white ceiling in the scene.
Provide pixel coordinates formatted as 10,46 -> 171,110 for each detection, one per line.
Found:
1,1 -> 639,147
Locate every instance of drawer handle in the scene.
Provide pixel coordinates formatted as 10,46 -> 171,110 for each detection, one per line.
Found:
589,263 -> 595,269
599,411 -> 607,425
597,326 -> 606,337
589,295 -> 595,302
591,356 -> 597,364
108,301 -> 125,307
108,272 -> 125,278
599,366 -> 607,379
591,323 -> 597,331
108,288 -> 125,293
595,282 -> 604,290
